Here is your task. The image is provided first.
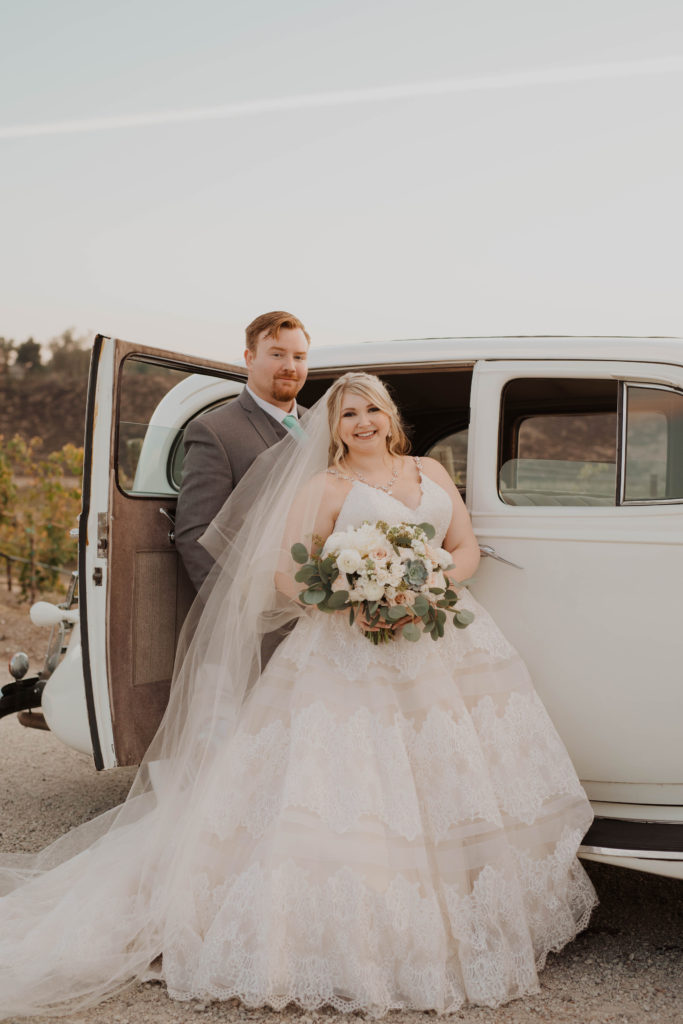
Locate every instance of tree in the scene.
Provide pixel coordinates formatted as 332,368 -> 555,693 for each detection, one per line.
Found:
0,337 -> 16,375
46,328 -> 91,377
15,337 -> 43,372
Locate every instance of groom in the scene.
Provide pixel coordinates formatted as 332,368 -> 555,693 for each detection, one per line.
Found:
175,310 -> 310,591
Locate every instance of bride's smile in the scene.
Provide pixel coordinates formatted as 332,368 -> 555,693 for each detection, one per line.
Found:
339,395 -> 392,457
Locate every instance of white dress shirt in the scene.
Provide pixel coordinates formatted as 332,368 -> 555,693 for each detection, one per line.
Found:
245,384 -> 298,425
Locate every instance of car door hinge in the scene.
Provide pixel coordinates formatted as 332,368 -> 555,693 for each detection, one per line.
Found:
97,513 -> 108,557
92,567 -> 103,586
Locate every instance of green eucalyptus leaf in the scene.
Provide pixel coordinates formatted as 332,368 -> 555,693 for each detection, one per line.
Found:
301,589 -> 327,605
401,622 -> 421,642
455,608 -> 475,626
326,590 -> 350,609
291,543 -> 309,564
412,595 -> 429,617
295,564 -> 316,583
386,605 -> 408,621
417,522 -> 436,539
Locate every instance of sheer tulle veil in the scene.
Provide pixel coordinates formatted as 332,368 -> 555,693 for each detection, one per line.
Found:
0,392 -> 335,1018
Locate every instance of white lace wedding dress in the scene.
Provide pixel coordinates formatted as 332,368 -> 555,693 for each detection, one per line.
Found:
0,467 -> 597,1019
151,468 -> 597,1013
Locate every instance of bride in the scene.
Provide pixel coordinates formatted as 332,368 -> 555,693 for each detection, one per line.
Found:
0,372 -> 597,1019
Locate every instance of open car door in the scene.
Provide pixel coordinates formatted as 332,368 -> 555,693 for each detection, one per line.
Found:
80,335 -> 246,769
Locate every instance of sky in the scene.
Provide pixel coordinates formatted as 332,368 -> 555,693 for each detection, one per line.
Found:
1,0 -> 682,363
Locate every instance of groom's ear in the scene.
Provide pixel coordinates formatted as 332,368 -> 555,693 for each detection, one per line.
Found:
244,347 -> 253,368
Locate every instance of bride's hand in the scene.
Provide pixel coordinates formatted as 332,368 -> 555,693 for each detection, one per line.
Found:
334,607 -> 384,633
354,611 -> 416,633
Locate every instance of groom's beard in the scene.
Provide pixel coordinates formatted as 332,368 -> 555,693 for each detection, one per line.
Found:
271,376 -> 300,403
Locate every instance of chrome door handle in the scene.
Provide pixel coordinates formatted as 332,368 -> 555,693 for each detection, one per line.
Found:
159,507 -> 176,544
479,545 -> 523,569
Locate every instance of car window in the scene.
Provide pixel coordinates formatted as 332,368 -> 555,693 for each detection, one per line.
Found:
497,377 -> 683,507
117,359 -> 193,495
498,378 -> 619,506
624,384 -> 683,502
117,357 -> 238,497
426,428 -> 468,493
166,396 -> 236,490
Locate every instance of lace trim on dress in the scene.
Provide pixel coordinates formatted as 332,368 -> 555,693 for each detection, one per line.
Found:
159,837 -> 597,1016
205,690 -> 587,842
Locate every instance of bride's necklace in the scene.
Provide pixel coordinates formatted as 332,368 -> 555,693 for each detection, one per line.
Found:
328,460 -> 400,495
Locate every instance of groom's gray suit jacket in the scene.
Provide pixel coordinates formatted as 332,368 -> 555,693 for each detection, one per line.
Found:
175,388 -> 304,592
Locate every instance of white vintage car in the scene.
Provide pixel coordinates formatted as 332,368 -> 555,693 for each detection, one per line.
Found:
3,334 -> 683,880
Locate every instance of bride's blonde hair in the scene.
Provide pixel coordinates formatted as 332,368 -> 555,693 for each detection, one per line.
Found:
327,372 -> 411,467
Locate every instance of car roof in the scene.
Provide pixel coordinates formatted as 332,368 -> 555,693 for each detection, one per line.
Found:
306,336 -> 683,370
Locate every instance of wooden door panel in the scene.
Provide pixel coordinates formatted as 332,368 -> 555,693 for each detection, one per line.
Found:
108,492 -> 194,765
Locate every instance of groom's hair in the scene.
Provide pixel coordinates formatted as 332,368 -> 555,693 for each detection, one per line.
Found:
245,311 -> 311,354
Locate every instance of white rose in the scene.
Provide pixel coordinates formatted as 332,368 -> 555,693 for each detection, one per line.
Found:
337,548 -> 362,573
389,564 -> 405,587
363,581 -> 384,602
322,531 -> 350,556
344,533 -> 367,554
435,547 -> 454,570
358,532 -> 385,556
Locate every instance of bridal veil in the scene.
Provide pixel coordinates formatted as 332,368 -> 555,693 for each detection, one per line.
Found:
0,394 -> 334,1018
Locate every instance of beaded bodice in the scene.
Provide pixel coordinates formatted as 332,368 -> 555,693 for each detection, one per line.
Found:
332,459 -> 452,543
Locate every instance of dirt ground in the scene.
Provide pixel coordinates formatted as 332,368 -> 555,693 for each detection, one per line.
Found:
0,576 -> 61,664
1,582 -> 681,1024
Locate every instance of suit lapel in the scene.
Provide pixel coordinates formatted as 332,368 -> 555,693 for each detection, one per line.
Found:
238,389 -> 287,447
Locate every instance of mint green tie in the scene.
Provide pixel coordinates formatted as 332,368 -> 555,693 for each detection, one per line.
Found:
282,413 -> 306,442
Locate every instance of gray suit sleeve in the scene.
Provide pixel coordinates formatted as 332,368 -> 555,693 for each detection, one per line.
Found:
175,416 -> 234,591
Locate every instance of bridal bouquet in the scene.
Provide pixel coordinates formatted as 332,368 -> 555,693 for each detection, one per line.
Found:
291,520 -> 474,644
